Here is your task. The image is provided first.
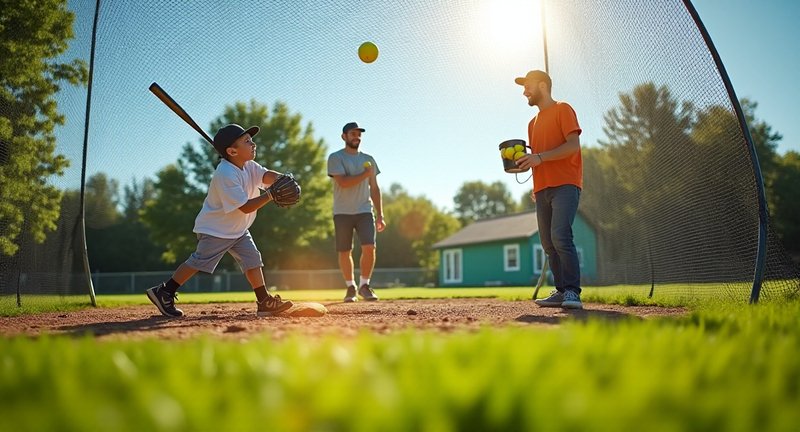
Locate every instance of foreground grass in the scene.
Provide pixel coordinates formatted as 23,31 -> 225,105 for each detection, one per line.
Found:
1,300 -> 798,431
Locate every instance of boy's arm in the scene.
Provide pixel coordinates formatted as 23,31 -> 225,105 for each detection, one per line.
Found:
237,170 -> 283,214
238,191 -> 273,214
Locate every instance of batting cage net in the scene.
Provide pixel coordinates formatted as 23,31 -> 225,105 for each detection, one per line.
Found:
1,0 -> 797,309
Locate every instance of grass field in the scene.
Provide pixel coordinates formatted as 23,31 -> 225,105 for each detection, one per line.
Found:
1,287 -> 799,431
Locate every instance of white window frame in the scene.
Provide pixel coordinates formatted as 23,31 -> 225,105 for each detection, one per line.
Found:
504,244 -> 520,271
443,249 -> 463,283
533,244 -> 545,273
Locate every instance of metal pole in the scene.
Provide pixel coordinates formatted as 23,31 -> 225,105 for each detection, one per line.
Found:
682,0 -> 770,304
78,0 -> 103,307
541,0 -> 549,74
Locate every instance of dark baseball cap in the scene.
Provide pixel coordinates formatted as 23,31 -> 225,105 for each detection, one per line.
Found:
342,122 -> 365,134
514,70 -> 551,88
213,124 -> 259,156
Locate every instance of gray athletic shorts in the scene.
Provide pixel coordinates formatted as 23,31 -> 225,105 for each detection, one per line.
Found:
185,231 -> 263,273
334,213 -> 375,252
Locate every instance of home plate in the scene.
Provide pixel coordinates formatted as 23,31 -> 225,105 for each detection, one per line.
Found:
278,302 -> 327,317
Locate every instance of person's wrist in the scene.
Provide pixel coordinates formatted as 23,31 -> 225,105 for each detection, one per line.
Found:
537,153 -> 544,163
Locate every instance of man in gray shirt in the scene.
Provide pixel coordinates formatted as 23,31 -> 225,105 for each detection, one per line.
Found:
327,122 -> 386,302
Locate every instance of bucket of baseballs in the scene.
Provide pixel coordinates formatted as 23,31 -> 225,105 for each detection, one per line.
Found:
498,139 -> 528,173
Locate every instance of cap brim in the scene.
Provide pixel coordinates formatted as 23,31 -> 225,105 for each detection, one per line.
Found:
244,126 -> 259,137
514,77 -> 526,85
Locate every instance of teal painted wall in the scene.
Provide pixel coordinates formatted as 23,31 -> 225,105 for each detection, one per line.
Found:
438,214 -> 598,286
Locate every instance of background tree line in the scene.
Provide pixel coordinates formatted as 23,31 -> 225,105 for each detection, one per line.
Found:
78,86 -> 799,276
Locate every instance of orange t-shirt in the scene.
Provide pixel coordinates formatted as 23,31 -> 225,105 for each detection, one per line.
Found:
528,101 -> 582,193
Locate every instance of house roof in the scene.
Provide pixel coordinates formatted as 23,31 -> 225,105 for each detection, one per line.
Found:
432,211 -> 539,249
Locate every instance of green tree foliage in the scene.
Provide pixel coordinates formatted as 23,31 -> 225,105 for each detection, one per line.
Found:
582,82 -> 697,270
141,100 -> 331,269
0,0 -> 88,256
83,175 -> 166,272
378,184 -> 460,270
84,173 -> 119,229
453,180 -> 518,225
771,152 -> 800,252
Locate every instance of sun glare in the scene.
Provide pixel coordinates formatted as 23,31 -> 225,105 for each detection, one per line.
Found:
478,0 -> 542,55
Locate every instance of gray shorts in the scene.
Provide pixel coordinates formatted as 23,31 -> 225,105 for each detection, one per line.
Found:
185,231 -> 263,273
334,213 -> 375,252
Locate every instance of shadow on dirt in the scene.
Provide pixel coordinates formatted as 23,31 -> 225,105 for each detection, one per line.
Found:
515,308 -> 642,325
55,313 -> 247,338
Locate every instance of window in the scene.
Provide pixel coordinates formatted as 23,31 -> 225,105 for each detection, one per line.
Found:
533,244 -> 545,273
443,249 -> 462,283
504,244 -> 520,271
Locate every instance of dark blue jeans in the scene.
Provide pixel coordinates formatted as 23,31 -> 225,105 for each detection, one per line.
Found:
535,185 -> 581,294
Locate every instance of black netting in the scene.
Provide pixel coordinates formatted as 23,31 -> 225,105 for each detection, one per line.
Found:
0,0 -> 95,308
2,0 -> 797,309
545,0 -> 799,301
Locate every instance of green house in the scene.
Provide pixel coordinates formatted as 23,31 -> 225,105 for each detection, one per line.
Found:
432,210 -> 597,287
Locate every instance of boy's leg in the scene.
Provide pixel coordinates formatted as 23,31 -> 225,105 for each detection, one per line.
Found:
147,234 -> 226,317
146,262 -> 198,318
228,231 -> 293,316
243,267 -> 293,316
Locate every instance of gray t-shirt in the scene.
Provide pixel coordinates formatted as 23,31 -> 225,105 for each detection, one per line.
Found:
327,149 -> 380,215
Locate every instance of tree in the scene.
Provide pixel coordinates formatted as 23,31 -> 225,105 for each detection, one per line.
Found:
378,184 -> 460,270
85,175 -> 167,272
0,0 -> 88,256
453,180 -> 518,225
771,151 -> 800,253
141,100 -> 331,269
84,173 -> 120,229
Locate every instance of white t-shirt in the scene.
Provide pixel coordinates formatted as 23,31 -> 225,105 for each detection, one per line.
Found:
193,159 -> 269,238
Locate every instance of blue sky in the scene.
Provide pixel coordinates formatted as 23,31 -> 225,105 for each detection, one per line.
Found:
57,0 -> 799,212
693,0 -> 799,155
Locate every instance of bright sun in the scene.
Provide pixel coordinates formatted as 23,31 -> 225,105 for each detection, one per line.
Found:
479,0 -> 542,54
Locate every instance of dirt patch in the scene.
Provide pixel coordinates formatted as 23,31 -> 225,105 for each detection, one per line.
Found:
0,299 -> 687,341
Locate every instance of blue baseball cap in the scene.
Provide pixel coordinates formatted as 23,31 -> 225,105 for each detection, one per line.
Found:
342,122 -> 365,134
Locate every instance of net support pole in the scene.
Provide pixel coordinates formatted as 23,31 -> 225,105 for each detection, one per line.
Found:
536,0 -> 550,284
541,0 -> 549,75
682,0 -> 769,304
77,0 -> 102,307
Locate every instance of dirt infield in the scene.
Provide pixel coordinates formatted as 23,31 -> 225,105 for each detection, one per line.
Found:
0,299 -> 686,340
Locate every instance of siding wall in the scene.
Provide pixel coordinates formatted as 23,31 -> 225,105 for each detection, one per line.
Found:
438,215 -> 598,286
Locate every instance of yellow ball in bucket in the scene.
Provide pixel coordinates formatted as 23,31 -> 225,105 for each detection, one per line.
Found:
503,147 -> 516,160
358,42 -> 379,63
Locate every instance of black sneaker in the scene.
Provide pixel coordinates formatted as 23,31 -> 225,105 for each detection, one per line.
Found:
256,294 -> 293,317
534,289 -> 565,308
343,285 -> 358,303
146,283 -> 184,317
358,283 -> 379,301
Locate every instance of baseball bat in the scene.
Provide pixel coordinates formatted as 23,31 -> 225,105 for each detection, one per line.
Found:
148,82 -> 214,145
532,257 -> 549,300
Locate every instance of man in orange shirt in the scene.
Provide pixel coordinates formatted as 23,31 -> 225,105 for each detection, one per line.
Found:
514,70 -> 584,309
